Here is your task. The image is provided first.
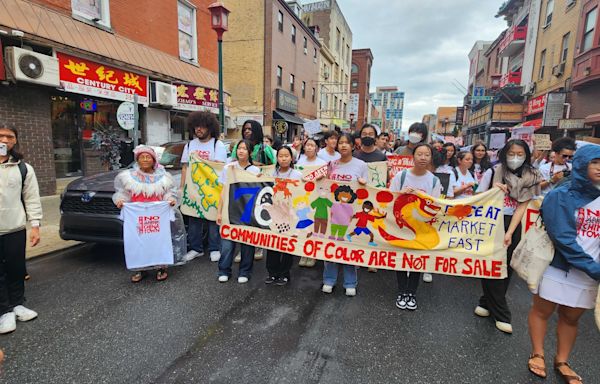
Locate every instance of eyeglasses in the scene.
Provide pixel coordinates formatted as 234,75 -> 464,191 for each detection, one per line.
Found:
561,154 -> 574,159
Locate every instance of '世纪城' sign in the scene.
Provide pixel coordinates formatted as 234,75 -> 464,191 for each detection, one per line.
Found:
57,52 -> 148,105
219,167 -> 508,278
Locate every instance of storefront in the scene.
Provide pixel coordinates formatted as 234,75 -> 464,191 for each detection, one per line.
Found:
272,89 -> 305,142
53,52 -> 148,178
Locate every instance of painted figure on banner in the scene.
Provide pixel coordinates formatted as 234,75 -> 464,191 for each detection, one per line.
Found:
346,200 -> 387,246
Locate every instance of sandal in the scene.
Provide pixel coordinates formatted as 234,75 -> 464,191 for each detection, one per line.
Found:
527,353 -> 546,378
554,361 -> 583,384
156,268 -> 168,281
131,271 -> 147,283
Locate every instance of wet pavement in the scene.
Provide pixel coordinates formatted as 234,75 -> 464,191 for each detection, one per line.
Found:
2,244 -> 599,384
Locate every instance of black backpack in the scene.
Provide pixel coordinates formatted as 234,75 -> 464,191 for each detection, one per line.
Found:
18,161 -> 28,211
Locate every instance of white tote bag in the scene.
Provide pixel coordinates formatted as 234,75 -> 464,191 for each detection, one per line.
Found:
595,289 -> 600,331
510,225 -> 554,293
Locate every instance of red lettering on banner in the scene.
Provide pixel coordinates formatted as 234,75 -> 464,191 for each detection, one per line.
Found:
435,256 -> 458,274
367,250 -> 397,268
525,208 -> 540,233
401,253 -> 430,271
461,258 -> 501,277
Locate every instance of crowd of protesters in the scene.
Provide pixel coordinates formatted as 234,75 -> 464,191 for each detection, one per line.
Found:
2,111 -> 598,383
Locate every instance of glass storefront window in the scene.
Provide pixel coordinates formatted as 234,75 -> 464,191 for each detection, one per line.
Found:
51,96 -> 81,178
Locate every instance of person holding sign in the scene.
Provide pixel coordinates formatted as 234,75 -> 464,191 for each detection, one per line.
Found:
317,131 -> 341,162
389,143 -> 442,311
216,140 -> 261,284
452,151 -> 477,199
114,146 -> 178,282
475,139 -> 542,333
353,124 -> 387,163
322,133 -> 368,297
538,137 -> 576,195
526,144 -> 600,383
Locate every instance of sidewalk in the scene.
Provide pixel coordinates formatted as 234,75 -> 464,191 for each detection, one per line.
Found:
26,195 -> 81,259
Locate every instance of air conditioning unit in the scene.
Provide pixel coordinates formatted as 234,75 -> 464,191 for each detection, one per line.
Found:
4,46 -> 59,87
149,81 -> 177,107
524,81 -> 537,95
552,62 -> 565,77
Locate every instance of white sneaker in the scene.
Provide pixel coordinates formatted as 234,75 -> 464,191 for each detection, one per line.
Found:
210,251 -> 221,262
495,321 -> 513,334
0,312 -> 16,334
238,276 -> 249,284
183,250 -> 203,262
254,249 -> 263,260
345,288 -> 356,297
423,273 -> 433,283
13,305 -> 37,322
322,284 -> 333,294
474,306 -> 490,317
234,253 -> 241,263
218,275 -> 229,283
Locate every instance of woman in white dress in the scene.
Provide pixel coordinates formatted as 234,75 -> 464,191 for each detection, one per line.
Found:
526,144 -> 600,383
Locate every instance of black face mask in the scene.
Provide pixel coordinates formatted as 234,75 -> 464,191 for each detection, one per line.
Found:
361,136 -> 375,147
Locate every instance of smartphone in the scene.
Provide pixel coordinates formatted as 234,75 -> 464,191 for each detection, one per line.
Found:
0,143 -> 7,156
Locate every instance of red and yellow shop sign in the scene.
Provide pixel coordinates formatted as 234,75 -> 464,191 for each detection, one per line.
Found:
173,82 -> 230,113
57,52 -> 148,105
525,94 -> 546,116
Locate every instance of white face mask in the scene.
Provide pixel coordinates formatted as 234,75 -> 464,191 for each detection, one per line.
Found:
507,155 -> 526,170
408,133 -> 422,144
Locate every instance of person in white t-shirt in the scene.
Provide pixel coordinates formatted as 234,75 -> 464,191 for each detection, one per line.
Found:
322,133 -> 367,297
216,140 -> 261,283
389,143 -> 442,311
180,111 -> 228,263
296,138 -> 327,167
538,137 -> 576,195
452,151 -> 477,199
317,131 -> 341,162
470,141 -> 493,184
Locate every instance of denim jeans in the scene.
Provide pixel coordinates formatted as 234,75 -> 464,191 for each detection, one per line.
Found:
323,261 -> 357,289
218,239 -> 255,278
188,217 -> 221,253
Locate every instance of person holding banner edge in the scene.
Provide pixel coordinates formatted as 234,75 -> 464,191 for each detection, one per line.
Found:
475,139 -> 542,334
526,144 -> 600,383
390,143 -> 442,311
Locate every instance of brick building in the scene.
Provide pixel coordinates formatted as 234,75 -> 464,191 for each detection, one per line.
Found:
350,48 -> 374,129
222,0 -> 320,142
0,0 -> 222,196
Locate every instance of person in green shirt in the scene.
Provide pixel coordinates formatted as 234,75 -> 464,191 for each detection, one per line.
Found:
231,120 -> 276,165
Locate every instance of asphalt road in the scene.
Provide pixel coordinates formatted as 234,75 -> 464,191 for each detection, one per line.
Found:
2,245 -> 599,384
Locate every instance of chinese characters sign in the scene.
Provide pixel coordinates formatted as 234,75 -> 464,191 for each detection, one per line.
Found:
57,52 -> 148,105
525,94 -> 546,116
174,82 -> 230,113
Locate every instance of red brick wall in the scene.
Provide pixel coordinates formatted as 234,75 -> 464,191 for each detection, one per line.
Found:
29,0 -> 218,72
351,50 -> 373,126
0,85 -> 55,196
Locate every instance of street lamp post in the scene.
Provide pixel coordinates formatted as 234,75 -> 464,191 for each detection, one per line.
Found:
209,2 -> 230,134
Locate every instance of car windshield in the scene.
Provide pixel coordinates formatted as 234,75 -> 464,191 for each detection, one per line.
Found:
156,142 -> 184,170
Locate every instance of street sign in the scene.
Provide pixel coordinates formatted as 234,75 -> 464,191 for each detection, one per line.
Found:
473,86 -> 485,97
471,96 -> 494,102
558,118 -> 586,130
117,102 -> 136,130
273,120 -> 288,135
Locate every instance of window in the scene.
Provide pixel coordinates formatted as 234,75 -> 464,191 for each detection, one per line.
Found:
560,33 -> 570,63
277,66 -> 282,87
278,11 -> 283,32
582,7 -> 598,52
291,25 -> 296,43
566,0 -> 576,8
342,37 -> 345,59
346,45 -> 350,63
177,1 -> 197,62
334,96 -> 338,114
313,48 -> 318,63
290,74 -> 295,92
345,74 -> 348,87
544,0 -> 554,27
352,80 -> 358,88
539,49 -> 546,79
312,88 -> 315,103
336,28 -> 341,52
351,63 -> 358,73
303,36 -> 307,53
302,81 -> 306,98
71,0 -> 111,27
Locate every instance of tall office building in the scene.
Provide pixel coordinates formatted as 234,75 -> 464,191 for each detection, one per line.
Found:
370,86 -> 404,134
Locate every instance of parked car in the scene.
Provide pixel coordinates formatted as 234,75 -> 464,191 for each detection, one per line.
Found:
59,141 -> 186,244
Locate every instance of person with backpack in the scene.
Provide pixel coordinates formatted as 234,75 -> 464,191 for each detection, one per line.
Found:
538,137 -> 576,195
0,124 -> 42,334
452,151 -> 477,199
389,143 -> 442,311
180,111 -> 228,263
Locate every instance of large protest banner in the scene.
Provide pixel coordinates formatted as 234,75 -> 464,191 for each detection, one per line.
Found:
181,155 -> 225,220
221,167 -> 507,279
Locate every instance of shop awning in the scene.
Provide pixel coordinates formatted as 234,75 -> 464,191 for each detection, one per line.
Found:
513,119 -> 543,131
273,110 -> 306,125
0,0 -> 219,89
585,113 -> 600,125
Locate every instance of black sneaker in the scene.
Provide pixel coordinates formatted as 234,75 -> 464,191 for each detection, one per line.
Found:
275,277 -> 289,286
395,294 -> 407,310
406,294 -> 417,310
264,276 -> 276,285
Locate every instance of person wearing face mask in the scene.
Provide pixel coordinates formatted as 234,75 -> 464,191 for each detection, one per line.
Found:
538,137 -> 576,195
394,123 -> 428,156
526,144 -> 600,383
353,124 -> 387,162
474,139 -> 543,334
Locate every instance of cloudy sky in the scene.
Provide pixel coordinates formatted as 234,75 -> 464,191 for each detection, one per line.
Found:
338,0 -> 508,131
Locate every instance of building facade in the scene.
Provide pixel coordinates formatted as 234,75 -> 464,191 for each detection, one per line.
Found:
350,48 -> 374,129
0,0 -> 222,196
370,86 -> 404,135
223,0 -> 320,141
302,0 -> 352,130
